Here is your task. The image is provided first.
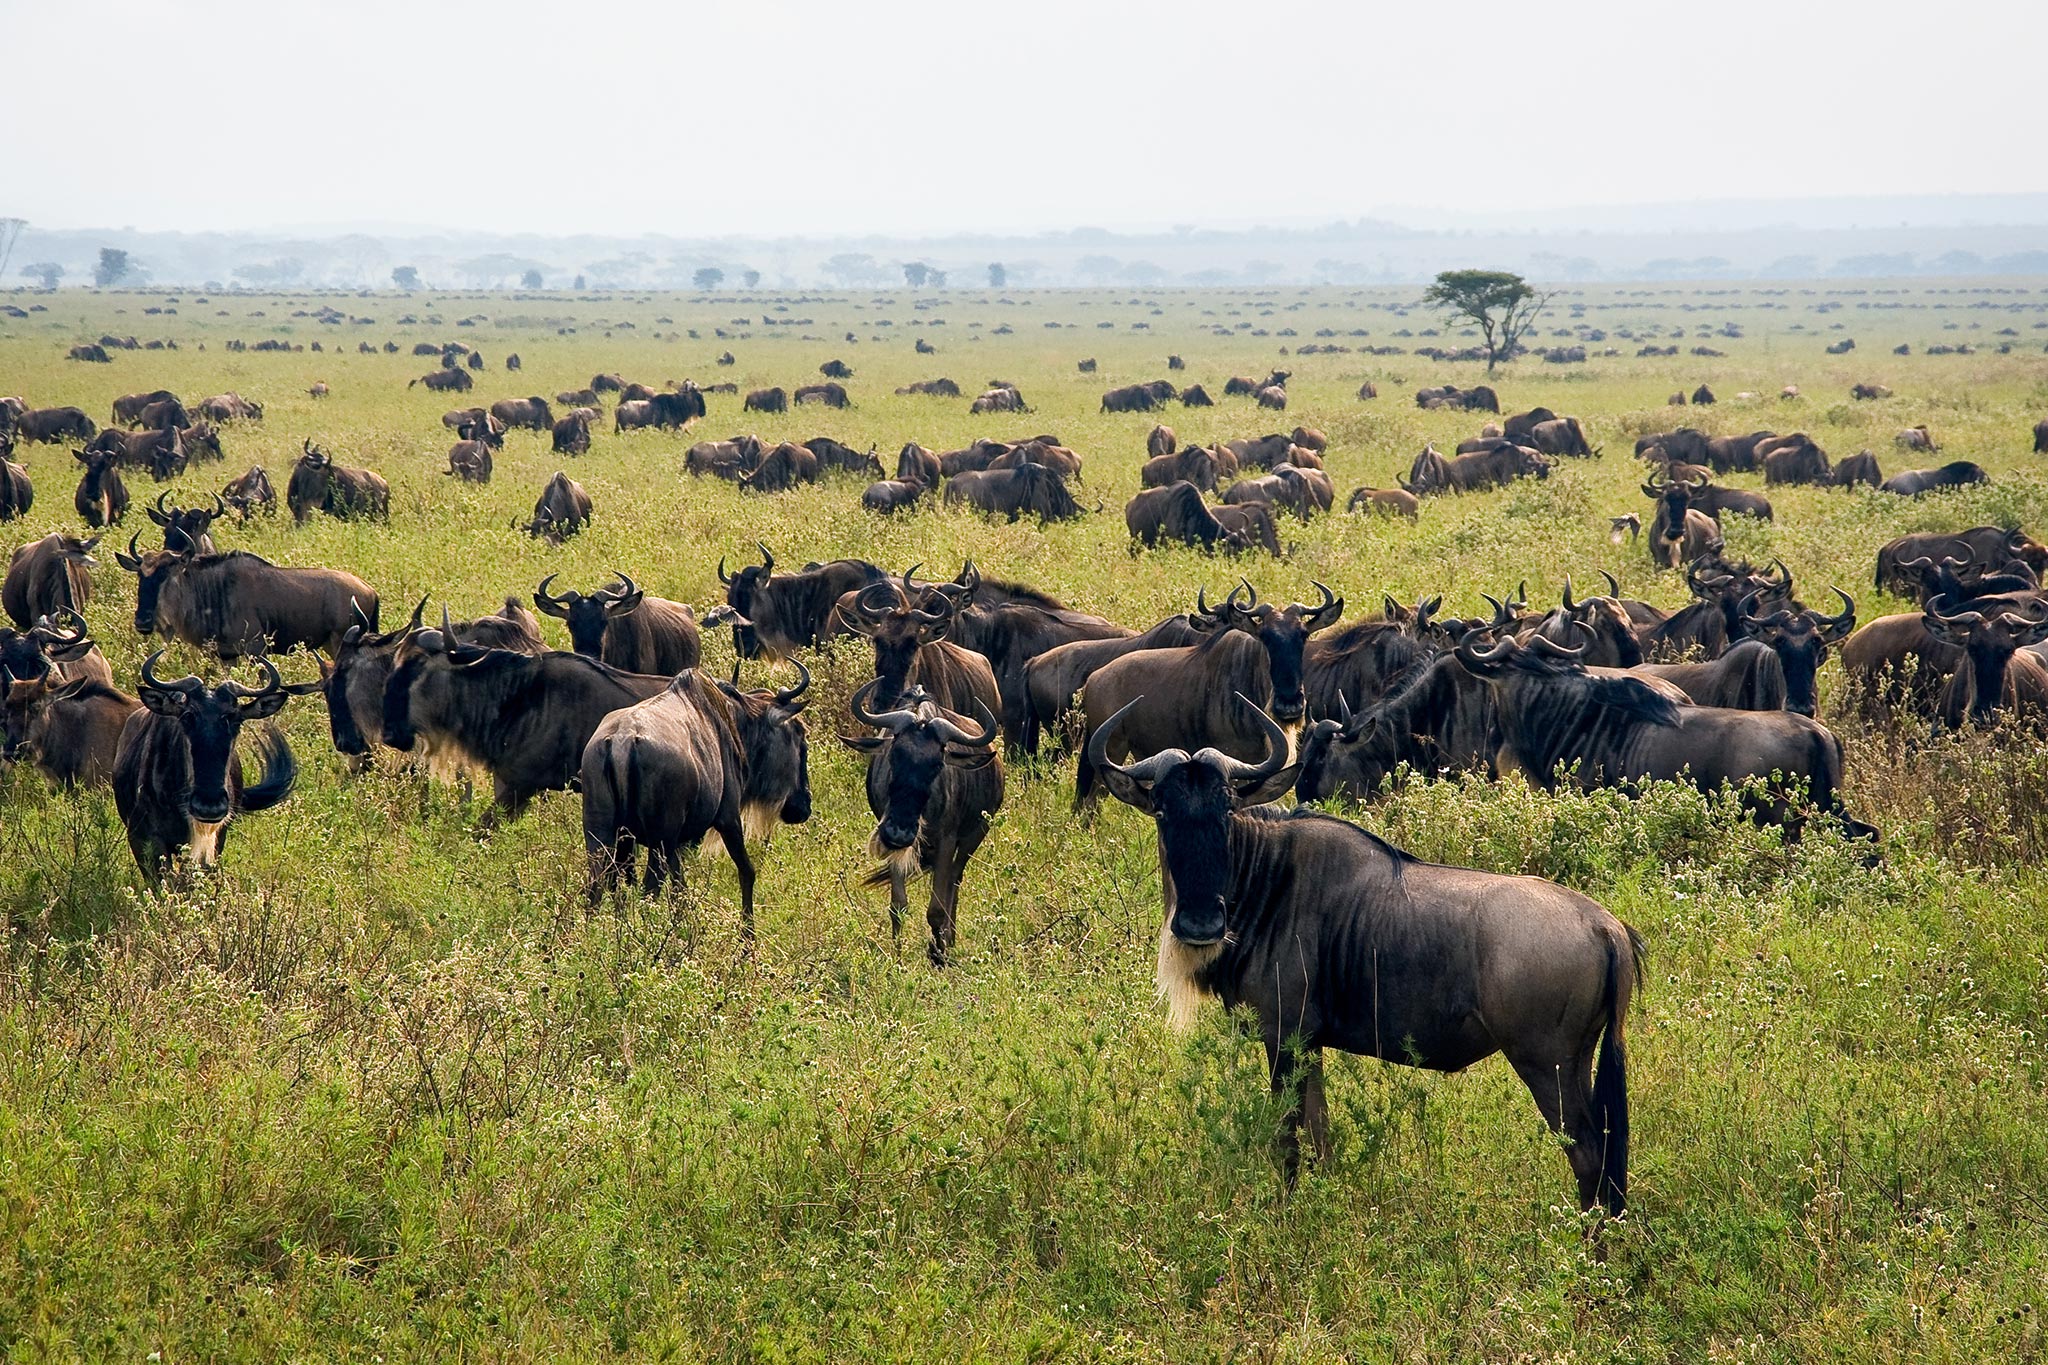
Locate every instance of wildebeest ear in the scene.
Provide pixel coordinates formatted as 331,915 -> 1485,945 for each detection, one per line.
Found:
283,680 -> 325,696
138,686 -> 191,716
238,692 -> 289,720
1232,764 -> 1300,808
942,744 -> 996,770
1094,764 -> 1155,814
838,733 -> 889,753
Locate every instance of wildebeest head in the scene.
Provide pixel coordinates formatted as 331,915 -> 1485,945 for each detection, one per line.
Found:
846,566 -> 955,710
1743,588 -> 1855,716
0,611 -> 97,760
533,572 -> 643,658
1200,579 -> 1343,723
147,490 -> 226,554
1645,469 -> 1704,538
843,678 -> 999,855
380,608 -> 492,751
137,650 -> 291,824
114,532 -> 193,636
715,659 -> 815,831
319,596 -> 420,756
1087,694 -> 1296,945
1537,573 -> 1640,668
1923,599 -> 2048,726
716,540 -> 778,659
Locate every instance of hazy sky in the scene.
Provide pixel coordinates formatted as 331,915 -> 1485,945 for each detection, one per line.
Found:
9,0 -> 2044,237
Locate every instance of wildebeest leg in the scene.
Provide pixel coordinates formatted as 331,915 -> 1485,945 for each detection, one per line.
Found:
926,837 -> 957,968
716,817 -> 756,939
583,831 -> 618,904
1072,736 -> 1101,812
1508,1050 -> 1607,1212
887,867 -> 908,946
1265,1035 -> 1312,1187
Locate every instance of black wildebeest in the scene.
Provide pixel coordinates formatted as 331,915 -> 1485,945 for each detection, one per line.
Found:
843,571 -> 1003,717
1874,527 -> 2048,598
534,572 -> 701,675
581,663 -> 814,924
146,491 -> 225,554
117,534 -> 378,658
1458,630 -> 1875,837
4,533 -> 97,627
222,466 -> 275,519
1088,697 -> 1640,1210
1074,582 -> 1341,809
944,464 -> 1086,523
843,679 -> 1003,967
16,407 -> 97,444
490,396 -> 554,431
1925,600 -> 2048,730
743,386 -> 788,414
113,652 -> 300,877
1643,474 -> 1724,570
1126,483 -> 1253,554
317,598 -> 543,766
718,544 -> 885,661
72,447 -> 131,528
1880,461 -> 1988,497
381,623 -> 671,814
517,471 -> 593,542
288,440 -> 389,524
0,455 -> 31,521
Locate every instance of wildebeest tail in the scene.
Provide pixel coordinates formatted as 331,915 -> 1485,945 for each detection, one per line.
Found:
238,726 -> 298,813
1593,923 -> 1642,1214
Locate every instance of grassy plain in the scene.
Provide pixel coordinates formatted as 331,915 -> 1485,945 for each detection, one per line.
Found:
2,282 -> 2047,1362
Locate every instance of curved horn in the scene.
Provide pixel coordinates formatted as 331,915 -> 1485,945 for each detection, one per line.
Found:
756,540 -> 775,573
303,437 -> 314,456
1456,632 -> 1517,667
1527,630 -> 1586,660
1822,587 -> 1856,630
407,596 -> 428,633
223,653 -> 283,699
1205,694 -> 1292,789
1086,696 -> 1185,789
139,649 -> 201,693
716,556 -> 732,585
1300,580 -> 1340,628
853,579 -> 900,621
1481,592 -> 1513,627
607,569 -> 640,600
773,658 -> 811,706
849,676 -> 917,732
1561,574 -> 1576,610
1600,569 -> 1620,598
351,596 -> 374,631
533,573 -> 576,616
148,490 -> 174,525
210,492 -> 227,519
930,695 -> 999,749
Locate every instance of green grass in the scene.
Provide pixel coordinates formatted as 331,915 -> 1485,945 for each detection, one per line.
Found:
2,282 -> 2047,1361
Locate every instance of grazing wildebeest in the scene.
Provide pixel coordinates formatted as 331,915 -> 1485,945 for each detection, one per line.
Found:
1088,698 -> 1640,1210
1211,503 -> 1281,557
196,393 -> 262,423
743,386 -> 788,414
685,433 -> 765,479
410,367 -> 473,392
1223,433 -> 1295,471
1692,384 -> 1716,405
944,463 -> 1086,523
1925,600 -> 2048,730
1140,442 -> 1231,493
72,448 -> 130,528
68,344 -> 111,364
1880,461 -> 1987,496
534,572 -> 700,675
317,597 -> 544,766
490,396 -> 554,431
1346,486 -> 1419,518
1074,582 -> 1340,808
844,571 -> 1003,717
803,437 -> 885,478
1833,450 -> 1882,488
1528,417 -> 1596,457
1457,630 -> 1874,838
820,359 -> 854,379
862,476 -> 930,513
288,440 -> 389,524
222,466 -> 275,519
1894,425 -> 1936,452
444,436 -> 493,484
718,544 -> 885,660
581,663 -> 813,922
557,387 -> 600,408
4,533 -> 97,627
895,378 -> 962,397
116,534 -> 377,658
505,354 -> 521,371
1759,435 -> 1830,486
1874,527 -> 2048,598
1181,384 -> 1214,407
592,373 -> 625,394
843,679 -> 1003,967
113,390 -> 178,426
85,424 -> 185,481
1222,467 -> 1317,520
146,490 -> 225,555
381,622 -> 671,814
114,653 -> 299,876
1255,385 -> 1288,410
308,382 -> 330,400
177,421 -> 223,467
17,406 -> 97,444
1102,384 -> 1162,413
0,456 -> 31,521
1147,424 -> 1177,457
895,442 -> 941,487
614,399 -> 659,433
1851,383 -> 1892,401
969,385 -> 1028,414
552,410 -> 592,456
513,471 -> 592,543
738,442 -> 821,494
793,382 -> 851,409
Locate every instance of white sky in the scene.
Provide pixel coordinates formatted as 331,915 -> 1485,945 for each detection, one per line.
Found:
7,0 -> 2045,237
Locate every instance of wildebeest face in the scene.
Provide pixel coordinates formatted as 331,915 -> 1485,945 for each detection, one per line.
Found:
138,670 -> 286,823
718,548 -> 775,659
872,730 -> 943,852
114,536 -> 185,635
1750,590 -> 1854,717
1151,760 -> 1238,944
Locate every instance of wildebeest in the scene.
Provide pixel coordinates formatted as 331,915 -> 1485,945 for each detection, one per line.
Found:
177,421 -> 223,466
1851,383 -> 1892,400
718,544 -> 885,660
685,434 -> 765,479
1410,440 -> 1551,496
68,344 -> 111,363
1074,582 -> 1340,808
738,442 -> 821,494
490,396 -> 554,431
381,624 -> 671,814
15,406 -> 97,444
0,612 -> 124,783
444,436 -> 493,483
614,399 -> 659,434
861,476 -> 930,514
1088,697 -> 1640,1210
794,382 -> 851,409
1255,385 -> 1288,410
1643,474 -> 1725,569
196,393 -> 262,423
1894,424 -> 1936,452
1077,358 -> 1097,373
0,456 -> 31,521
1180,384 -> 1214,407
1024,615 -> 1204,754
1880,461 -> 1988,496
1222,466 -> 1318,520
317,598 -> 543,765
443,408 -> 506,444
894,442 -> 941,487
116,534 -> 378,658
1295,646 -> 1495,802
1414,384 -> 1499,413
512,471 -> 592,544
1735,590 -> 1857,716
85,424 -> 185,481
112,390 -> 178,426
843,679 -> 1003,967
1692,384 -> 1716,405
592,372 -> 625,394
895,378 -> 962,397
743,386 -> 788,414
1346,486 -> 1419,518
71,448 -> 131,528
969,385 -> 1028,414
1833,450 -> 1883,488
4,533 -> 98,627
802,436 -> 885,478
533,571 -> 699,674
842,570 -> 1003,718
581,663 -> 814,922
1458,630 -> 1874,837
1102,384 -> 1163,413
1147,424 -> 1177,457
2035,418 -> 2048,454
1527,417 -> 1596,457
1759,435 -> 1831,486
819,359 -> 854,379
146,491 -> 225,555
288,440 -> 389,524
1223,433 -> 1295,471
1140,445 -> 1230,493
1874,527 -> 2048,598
410,367 -> 473,392
1211,503 -> 1281,557
944,463 -> 1086,523
551,410 -> 592,456
114,653 -> 299,876
505,353 -> 521,371
307,382 -> 330,400
221,466 -> 275,519
1924,600 -> 2048,730
557,387 -> 600,408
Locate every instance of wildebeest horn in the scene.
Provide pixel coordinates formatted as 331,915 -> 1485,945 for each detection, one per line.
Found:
1297,581 -> 1340,629
140,649 -> 201,694
533,573 -> 577,617
756,540 -> 775,573
716,556 -> 732,585
1481,592 -> 1513,627
149,490 -> 174,525
126,531 -> 144,564
1930,602 -> 1983,627
1821,588 -> 1856,631
1600,569 -> 1621,598
1088,696 -> 1185,788
351,596 -> 374,632
211,492 -> 227,518
606,569 -> 639,601
849,676 -> 916,732
853,580 -> 900,622
930,695 -> 998,749
407,596 -> 427,632
1457,632 -> 1516,666
303,437 -> 314,456
223,653 -> 284,700
1528,629 -> 1586,659
773,659 -> 811,707
1204,694 -> 1292,791
1561,575 -> 1576,610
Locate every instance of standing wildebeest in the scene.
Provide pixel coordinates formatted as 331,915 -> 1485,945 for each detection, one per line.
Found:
308,383 -> 330,400
117,534 -> 377,658
895,378 -> 962,397
738,442 -> 821,493
685,434 -> 765,479
0,456 -> 31,521
794,382 -> 851,409
1102,384 -> 1163,413
288,440 -> 389,524
1735,590 -> 1857,716
614,400 -> 660,433
1074,582 -> 1341,809
4,533 -> 98,627
592,373 -> 626,394
820,359 -> 853,379
1832,450 -> 1882,488
17,407 -> 97,444
581,663 -> 813,922
1147,424 -> 1177,457
743,386 -> 788,414
381,623 -> 671,814
1925,601 -> 2048,730
718,543 -> 886,660
2035,418 -> 2048,454
517,471 -> 593,542
114,653 -> 299,876
1458,631 -> 1874,837
1024,615 -> 1204,753
196,393 -> 262,423
490,396 -> 553,431
410,367 -> 473,392
1224,433 -> 1296,471
1088,698 -> 1640,1210
1302,598 -> 1449,721
1211,503 -> 1281,557
844,572 -> 1002,717
1077,358 -> 1097,373
1851,383 -> 1893,401
552,410 -> 592,456
1346,486 -> 1419,518
1874,527 -> 2048,598
1295,648 -> 1497,802
0,612 -> 118,765
72,448 -> 131,528
1692,384 -> 1716,405
177,422 -> 223,467
444,408 -> 506,444
85,424 -> 185,481
944,464 -> 1085,523
931,561 -> 1129,751
1880,461 -> 1987,497
505,354 -> 521,371
1255,385 -> 1288,410
135,397 -> 189,432
862,476 -> 929,513
444,436 -> 493,484
1644,474 -> 1724,569
843,679 -> 1003,967
557,387 -> 600,408
3,656 -> 137,790
68,344 -> 111,364
1760,435 -> 1831,486
1528,417 -> 1596,457
803,437 -> 885,478
317,598 -> 544,766
146,491 -> 225,555
895,442 -> 942,487
222,466 -> 275,519
113,390 -> 178,425
1140,445 -> 1230,493
1222,467 -> 1317,520
535,571 -> 700,675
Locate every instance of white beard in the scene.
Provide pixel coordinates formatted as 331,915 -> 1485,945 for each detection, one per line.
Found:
187,818 -> 228,868
869,833 -> 923,882
1156,923 -> 1222,1033
741,800 -> 780,845
419,734 -> 484,787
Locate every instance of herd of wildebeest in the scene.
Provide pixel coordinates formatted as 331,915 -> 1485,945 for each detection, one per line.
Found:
7,332 -> 2048,1221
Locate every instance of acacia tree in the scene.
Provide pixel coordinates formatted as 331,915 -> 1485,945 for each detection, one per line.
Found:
693,267 -> 724,290
902,262 -> 930,288
94,248 -> 131,287
520,268 -> 544,289
987,262 -> 1006,288
1422,269 -> 1553,372
392,265 -> 421,290
20,262 -> 62,290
